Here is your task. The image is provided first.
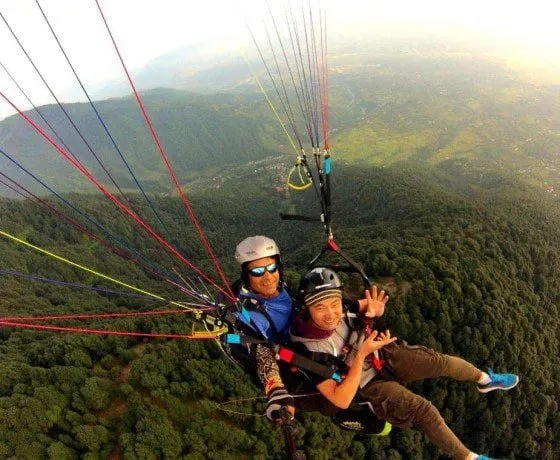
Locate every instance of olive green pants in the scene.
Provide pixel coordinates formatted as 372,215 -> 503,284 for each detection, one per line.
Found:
359,344 -> 482,460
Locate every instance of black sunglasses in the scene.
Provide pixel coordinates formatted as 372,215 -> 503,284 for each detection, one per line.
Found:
248,262 -> 278,277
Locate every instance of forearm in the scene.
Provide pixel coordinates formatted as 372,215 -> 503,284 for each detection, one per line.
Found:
319,352 -> 366,409
255,344 -> 283,395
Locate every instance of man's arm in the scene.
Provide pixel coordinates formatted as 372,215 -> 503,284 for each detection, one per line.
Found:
255,344 -> 283,394
316,332 -> 396,409
255,344 -> 296,419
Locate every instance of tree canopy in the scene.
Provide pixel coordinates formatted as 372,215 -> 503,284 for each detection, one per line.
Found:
0,163 -> 558,459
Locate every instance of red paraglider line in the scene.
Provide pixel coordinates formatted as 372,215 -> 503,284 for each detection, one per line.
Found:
0,171 -> 187,287
0,321 -> 217,339
0,308 -> 211,322
0,172 -> 136,265
94,0 -> 234,300
0,91 -> 235,302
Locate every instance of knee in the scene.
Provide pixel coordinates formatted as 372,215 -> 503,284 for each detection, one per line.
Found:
412,397 -> 445,428
375,394 -> 440,429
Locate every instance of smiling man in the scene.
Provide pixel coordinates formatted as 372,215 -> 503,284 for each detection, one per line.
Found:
234,235 -> 293,341
232,235 -> 296,420
290,267 -> 519,460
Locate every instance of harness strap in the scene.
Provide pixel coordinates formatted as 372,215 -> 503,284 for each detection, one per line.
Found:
337,308 -> 356,362
222,334 -> 346,385
217,306 -> 273,346
223,333 -> 268,346
219,296 -> 355,385
278,347 -> 343,382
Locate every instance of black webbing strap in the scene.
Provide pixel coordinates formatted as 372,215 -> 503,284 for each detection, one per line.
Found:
280,213 -> 321,222
277,346 -> 343,382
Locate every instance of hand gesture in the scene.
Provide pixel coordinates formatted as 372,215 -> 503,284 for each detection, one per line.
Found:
358,285 -> 389,318
376,329 -> 392,341
358,330 -> 397,357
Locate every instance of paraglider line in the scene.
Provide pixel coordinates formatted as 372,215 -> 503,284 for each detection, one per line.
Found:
301,3 -> 320,148
34,0 -> 178,246
288,2 -> 317,148
260,7 -> 304,149
0,269 -> 161,301
0,228 -> 203,310
0,308 -> 211,323
94,0 -> 234,300
0,9 -> 132,206
0,321 -> 224,340
319,8 -> 329,150
0,93 -> 233,301
216,393 -> 320,417
0,60 -> 77,158
0,155 -> 178,284
238,47 -> 299,155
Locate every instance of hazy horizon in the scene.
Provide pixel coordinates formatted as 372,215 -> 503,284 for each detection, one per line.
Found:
2,0 -> 560,121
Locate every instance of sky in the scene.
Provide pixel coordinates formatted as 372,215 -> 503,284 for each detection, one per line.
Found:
1,0 -> 560,121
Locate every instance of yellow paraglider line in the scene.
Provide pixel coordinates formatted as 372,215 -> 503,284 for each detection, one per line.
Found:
0,229 -> 197,311
238,47 -> 299,156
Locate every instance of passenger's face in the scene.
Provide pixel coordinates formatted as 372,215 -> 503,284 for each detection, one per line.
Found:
308,297 -> 343,331
247,256 -> 280,298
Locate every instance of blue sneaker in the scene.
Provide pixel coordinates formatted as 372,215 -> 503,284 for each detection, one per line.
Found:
477,456 -> 493,460
478,369 -> 519,393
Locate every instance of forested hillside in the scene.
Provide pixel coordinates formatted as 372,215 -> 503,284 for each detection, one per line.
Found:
1,163 -> 558,459
3,52 -> 560,198
0,89 -> 282,195
328,53 -> 560,195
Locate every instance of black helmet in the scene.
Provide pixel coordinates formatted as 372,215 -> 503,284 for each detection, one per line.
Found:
298,267 -> 343,306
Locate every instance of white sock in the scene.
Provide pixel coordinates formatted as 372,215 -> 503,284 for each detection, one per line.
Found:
478,372 -> 491,385
467,453 -> 478,460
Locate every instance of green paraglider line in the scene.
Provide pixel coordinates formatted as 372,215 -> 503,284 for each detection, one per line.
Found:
0,228 -> 196,310
0,90 -> 233,302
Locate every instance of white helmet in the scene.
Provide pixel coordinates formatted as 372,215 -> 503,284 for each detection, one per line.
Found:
235,235 -> 280,265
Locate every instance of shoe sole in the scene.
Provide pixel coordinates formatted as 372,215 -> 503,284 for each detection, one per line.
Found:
478,377 -> 519,393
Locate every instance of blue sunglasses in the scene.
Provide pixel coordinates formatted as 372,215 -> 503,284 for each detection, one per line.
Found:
249,262 -> 278,277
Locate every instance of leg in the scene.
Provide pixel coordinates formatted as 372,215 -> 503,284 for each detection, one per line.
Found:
360,380 -> 471,460
293,389 -> 388,435
384,343 -> 483,384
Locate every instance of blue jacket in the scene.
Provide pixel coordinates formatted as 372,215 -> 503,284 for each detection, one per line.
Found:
235,285 -> 294,342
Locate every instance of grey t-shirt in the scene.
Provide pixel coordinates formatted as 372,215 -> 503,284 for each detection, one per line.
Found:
290,314 -> 377,387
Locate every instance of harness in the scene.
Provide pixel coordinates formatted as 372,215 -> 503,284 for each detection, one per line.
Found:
234,284 -> 294,341
216,293 -> 392,436
223,301 -> 387,385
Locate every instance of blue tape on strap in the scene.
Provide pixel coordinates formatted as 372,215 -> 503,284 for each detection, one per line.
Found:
241,306 -> 251,323
325,157 -> 332,174
225,334 -> 242,344
332,372 -> 343,382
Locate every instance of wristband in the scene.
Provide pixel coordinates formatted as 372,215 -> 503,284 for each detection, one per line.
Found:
265,386 -> 294,421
